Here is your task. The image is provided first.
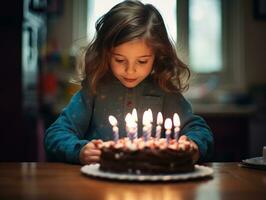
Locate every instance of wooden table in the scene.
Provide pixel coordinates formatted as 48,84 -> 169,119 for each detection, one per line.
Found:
0,162 -> 265,200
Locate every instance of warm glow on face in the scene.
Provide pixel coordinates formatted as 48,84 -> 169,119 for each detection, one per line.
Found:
108,115 -> 118,126
110,39 -> 155,88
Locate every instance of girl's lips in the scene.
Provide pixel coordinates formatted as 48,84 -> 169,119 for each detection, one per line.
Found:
123,78 -> 137,83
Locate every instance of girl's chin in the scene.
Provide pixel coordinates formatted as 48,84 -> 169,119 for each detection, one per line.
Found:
122,83 -> 138,88
121,81 -> 140,88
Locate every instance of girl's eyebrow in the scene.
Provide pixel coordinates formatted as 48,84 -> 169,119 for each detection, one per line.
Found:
112,53 -> 153,58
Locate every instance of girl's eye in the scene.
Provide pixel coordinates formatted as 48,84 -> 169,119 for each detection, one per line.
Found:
138,60 -> 148,64
115,59 -> 125,63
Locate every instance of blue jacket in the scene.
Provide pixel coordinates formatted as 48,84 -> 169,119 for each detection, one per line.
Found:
44,75 -> 214,164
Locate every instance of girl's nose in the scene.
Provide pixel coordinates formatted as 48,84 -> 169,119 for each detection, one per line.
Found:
125,63 -> 136,74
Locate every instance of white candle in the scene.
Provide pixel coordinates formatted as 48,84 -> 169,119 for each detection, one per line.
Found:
173,113 -> 181,141
147,109 -> 153,123
125,113 -> 131,137
108,115 -> 119,143
125,113 -> 134,142
142,125 -> 149,143
164,118 -> 172,145
131,121 -> 138,141
131,108 -> 138,138
128,125 -> 135,143
132,108 -> 138,122
156,112 -> 163,140
142,111 -> 149,142
147,109 -> 153,139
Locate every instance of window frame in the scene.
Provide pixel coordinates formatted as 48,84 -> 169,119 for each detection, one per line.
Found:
177,0 -> 246,97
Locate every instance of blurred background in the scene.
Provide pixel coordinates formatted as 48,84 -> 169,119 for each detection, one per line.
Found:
0,0 -> 265,162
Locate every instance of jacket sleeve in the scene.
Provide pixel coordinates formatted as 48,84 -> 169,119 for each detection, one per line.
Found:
182,114 -> 214,162
44,87 -> 93,164
180,99 -> 214,162
164,92 -> 214,162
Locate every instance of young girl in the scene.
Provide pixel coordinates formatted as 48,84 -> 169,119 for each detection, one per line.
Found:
44,0 -> 213,165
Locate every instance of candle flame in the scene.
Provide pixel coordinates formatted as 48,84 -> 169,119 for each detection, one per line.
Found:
132,108 -> 138,122
147,109 -> 153,123
108,115 -> 117,126
173,113 -> 180,127
125,113 -> 132,123
164,118 -> 172,129
156,112 -> 163,125
142,111 -> 150,125
125,113 -> 137,128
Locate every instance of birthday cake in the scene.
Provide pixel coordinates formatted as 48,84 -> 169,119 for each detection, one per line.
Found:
99,137 -> 196,174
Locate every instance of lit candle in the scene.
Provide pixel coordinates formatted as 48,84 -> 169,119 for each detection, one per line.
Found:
156,112 -> 163,140
108,115 -> 119,143
125,113 -> 131,136
125,113 -> 136,142
147,109 -> 153,139
164,118 -> 172,144
173,113 -> 180,141
131,108 -> 138,139
132,108 -> 138,122
142,111 -> 149,142
147,109 -> 153,123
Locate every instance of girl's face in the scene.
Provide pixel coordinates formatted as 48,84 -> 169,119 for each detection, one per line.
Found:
110,39 -> 155,88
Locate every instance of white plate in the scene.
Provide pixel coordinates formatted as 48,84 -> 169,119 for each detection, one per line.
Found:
81,164 -> 213,182
241,157 -> 266,170
242,157 -> 266,166
242,157 -> 266,169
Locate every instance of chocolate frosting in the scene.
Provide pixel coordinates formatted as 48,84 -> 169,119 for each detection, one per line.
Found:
99,138 -> 195,174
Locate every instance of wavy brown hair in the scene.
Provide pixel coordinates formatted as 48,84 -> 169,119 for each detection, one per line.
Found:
75,0 -> 190,94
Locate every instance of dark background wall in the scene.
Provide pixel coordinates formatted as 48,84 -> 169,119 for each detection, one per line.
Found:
0,2 -> 25,161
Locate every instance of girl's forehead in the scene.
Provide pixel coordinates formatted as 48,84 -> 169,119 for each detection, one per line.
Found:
112,39 -> 154,56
